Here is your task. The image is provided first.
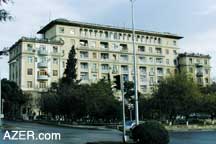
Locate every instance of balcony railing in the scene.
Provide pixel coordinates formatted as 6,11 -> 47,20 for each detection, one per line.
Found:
38,50 -> 48,55
37,62 -> 48,68
197,71 -> 204,77
37,75 -> 48,80
149,72 -> 155,76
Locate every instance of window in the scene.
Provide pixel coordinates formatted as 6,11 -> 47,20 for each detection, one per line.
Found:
140,85 -> 147,92
204,59 -> 208,65
189,58 -> 193,64
120,44 -> 128,51
105,31 -> 109,38
173,40 -> 177,46
70,28 -> 75,35
38,70 -> 47,76
166,59 -> 169,65
123,74 -> 129,82
92,74 -> 98,81
174,59 -> 177,65
27,68 -> 33,75
93,52 -> 97,59
28,56 -> 33,63
156,58 -> 163,64
166,69 -> 171,74
149,47 -> 153,53
39,82 -> 47,88
139,67 -> 146,74
205,78 -> 209,84
120,55 -> 128,62
156,48 -> 162,54
166,49 -> 169,55
101,64 -> 109,73
112,43 -> 119,50
173,50 -> 177,55
140,75 -> 147,83
139,57 -> 146,64
59,27 -> 64,33
149,57 -> 154,63
121,65 -> 128,73
189,67 -> 193,73
80,40 -> 88,47
205,69 -> 209,74
112,65 -> 118,73
53,58 -> 58,64
157,68 -> 163,75
81,63 -> 88,70
27,81 -> 32,88
100,42 -> 109,49
27,44 -> 33,51
101,53 -> 109,60
53,70 -> 58,76
114,32 -> 118,39
53,46 -> 58,53
80,51 -> 88,59
158,38 -> 161,44
138,46 -> 145,52
91,63 -> 97,72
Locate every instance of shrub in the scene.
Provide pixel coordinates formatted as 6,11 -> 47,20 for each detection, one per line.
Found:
132,121 -> 169,144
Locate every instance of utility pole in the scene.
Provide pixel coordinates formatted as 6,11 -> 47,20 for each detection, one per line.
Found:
130,0 -> 139,125
120,74 -> 127,142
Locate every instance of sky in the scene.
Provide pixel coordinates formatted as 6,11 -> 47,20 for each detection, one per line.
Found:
0,0 -> 216,79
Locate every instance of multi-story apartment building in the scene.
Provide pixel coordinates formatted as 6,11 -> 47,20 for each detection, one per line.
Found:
178,53 -> 211,86
36,18 -> 182,93
9,37 -> 64,115
8,18 -> 211,116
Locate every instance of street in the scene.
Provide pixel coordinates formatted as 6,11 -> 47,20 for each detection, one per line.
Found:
0,121 -> 122,144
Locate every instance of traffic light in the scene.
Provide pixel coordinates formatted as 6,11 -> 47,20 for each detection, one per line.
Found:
113,75 -> 121,90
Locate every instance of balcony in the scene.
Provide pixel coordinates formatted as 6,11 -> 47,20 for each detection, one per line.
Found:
37,62 -> 48,68
140,81 -> 148,85
101,69 -> 109,73
196,63 -> 203,67
149,72 -> 155,76
91,68 -> 98,73
38,50 -> 48,55
197,71 -> 204,77
157,72 -> 164,76
37,75 -> 48,80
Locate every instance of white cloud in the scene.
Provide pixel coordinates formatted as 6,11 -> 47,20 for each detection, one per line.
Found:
181,29 -> 216,79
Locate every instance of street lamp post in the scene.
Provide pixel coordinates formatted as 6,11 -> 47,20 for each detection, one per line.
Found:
130,0 -> 139,125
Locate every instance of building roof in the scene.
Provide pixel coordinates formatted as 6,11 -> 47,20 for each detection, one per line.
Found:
37,18 -> 183,39
178,52 -> 211,59
9,37 -> 64,51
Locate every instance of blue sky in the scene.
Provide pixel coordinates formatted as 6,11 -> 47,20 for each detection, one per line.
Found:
0,0 -> 216,79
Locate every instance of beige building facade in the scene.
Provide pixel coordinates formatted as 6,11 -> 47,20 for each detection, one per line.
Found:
178,53 -> 211,86
8,18 -> 211,115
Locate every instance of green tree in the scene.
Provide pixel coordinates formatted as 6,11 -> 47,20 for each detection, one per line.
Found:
0,0 -> 12,21
151,72 -> 201,125
63,45 -> 77,83
86,79 -> 121,122
1,79 -> 29,118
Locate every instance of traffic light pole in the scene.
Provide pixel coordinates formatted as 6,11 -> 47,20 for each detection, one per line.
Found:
120,74 -> 127,142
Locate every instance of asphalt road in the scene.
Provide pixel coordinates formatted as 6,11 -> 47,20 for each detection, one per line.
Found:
0,120 -> 122,144
1,120 -> 216,144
